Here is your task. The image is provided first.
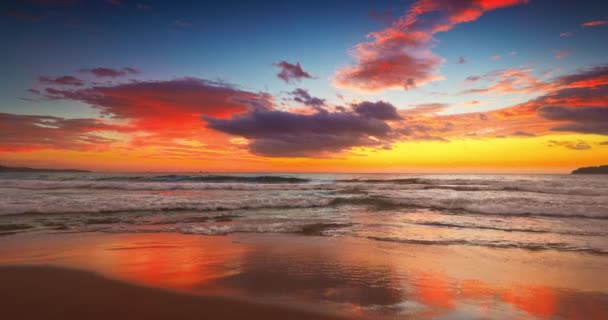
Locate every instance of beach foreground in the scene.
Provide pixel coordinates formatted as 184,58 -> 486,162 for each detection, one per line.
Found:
1,231 -> 608,319
0,265 -> 346,320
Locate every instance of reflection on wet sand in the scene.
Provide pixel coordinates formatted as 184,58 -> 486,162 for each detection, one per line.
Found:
1,231 -> 607,319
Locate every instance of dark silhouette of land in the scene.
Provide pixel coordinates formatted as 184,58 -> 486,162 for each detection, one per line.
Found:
572,165 -> 608,174
0,165 -> 89,173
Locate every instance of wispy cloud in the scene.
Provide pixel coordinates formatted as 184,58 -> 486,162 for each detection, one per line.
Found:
333,0 -> 530,92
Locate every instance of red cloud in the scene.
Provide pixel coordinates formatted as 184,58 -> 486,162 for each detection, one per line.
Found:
38,77 -> 266,144
334,0 -> 529,92
554,49 -> 573,59
582,20 -> 608,27
460,67 -> 549,95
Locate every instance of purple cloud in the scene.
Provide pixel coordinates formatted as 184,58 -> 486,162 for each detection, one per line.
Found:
205,108 -> 394,157
39,75 -> 84,86
274,61 -> 313,83
289,88 -> 325,109
79,67 -> 140,78
539,106 -> 608,135
352,100 -> 402,120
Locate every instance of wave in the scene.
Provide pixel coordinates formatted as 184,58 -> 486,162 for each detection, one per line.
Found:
2,177 -> 606,196
91,221 -> 353,237
96,175 -> 310,183
71,221 -> 608,255
364,236 -> 608,255
329,196 -> 608,219
338,178 -> 607,196
0,180 -> 332,191
0,196 -> 338,216
404,221 -> 606,236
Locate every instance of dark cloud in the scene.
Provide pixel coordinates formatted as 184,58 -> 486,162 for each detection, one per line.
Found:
554,65 -> 608,87
79,67 -> 140,78
352,101 -> 402,120
205,109 -> 393,157
274,61 -> 313,83
288,88 -> 325,109
511,131 -> 536,137
539,106 -> 608,135
539,106 -> 608,122
0,113 -> 120,152
39,75 -> 84,86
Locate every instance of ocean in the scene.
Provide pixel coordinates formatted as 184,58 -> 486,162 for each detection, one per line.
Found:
1,172 -> 607,255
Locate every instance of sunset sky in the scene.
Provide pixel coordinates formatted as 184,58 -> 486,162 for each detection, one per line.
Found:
1,0 -> 607,172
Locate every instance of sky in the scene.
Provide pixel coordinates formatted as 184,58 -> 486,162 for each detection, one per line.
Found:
1,0 -> 607,173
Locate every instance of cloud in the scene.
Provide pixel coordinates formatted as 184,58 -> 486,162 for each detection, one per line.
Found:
205,108 -> 394,157
548,140 -> 591,150
554,65 -> 608,89
403,103 -> 448,117
460,67 -> 548,95
39,75 -> 84,86
0,113 -> 121,152
288,88 -> 325,109
352,100 -> 402,120
274,61 -> 313,83
79,67 -> 140,78
539,106 -> 608,135
554,49 -> 573,59
37,77 -> 264,140
490,55 -> 502,60
539,106 -> 608,122
582,20 -> 608,27
510,130 -> 536,137
560,31 -> 574,37
334,0 -> 528,92
456,56 -> 467,64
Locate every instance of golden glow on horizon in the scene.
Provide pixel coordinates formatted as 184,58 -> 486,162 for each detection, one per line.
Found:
2,134 -> 606,173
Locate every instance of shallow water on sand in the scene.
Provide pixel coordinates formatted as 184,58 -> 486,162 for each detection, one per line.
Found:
1,232 -> 607,319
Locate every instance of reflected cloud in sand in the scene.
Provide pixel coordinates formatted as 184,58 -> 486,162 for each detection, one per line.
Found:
1,232 -> 607,319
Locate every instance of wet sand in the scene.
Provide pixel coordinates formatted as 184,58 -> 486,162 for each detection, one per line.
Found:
1,231 -> 608,319
0,265 -> 347,320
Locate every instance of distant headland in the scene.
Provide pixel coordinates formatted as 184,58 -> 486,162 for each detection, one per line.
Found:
571,165 -> 608,174
0,165 -> 90,173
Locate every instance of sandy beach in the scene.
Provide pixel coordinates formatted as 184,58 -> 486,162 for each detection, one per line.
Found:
1,231 -> 608,319
0,265 -> 347,320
